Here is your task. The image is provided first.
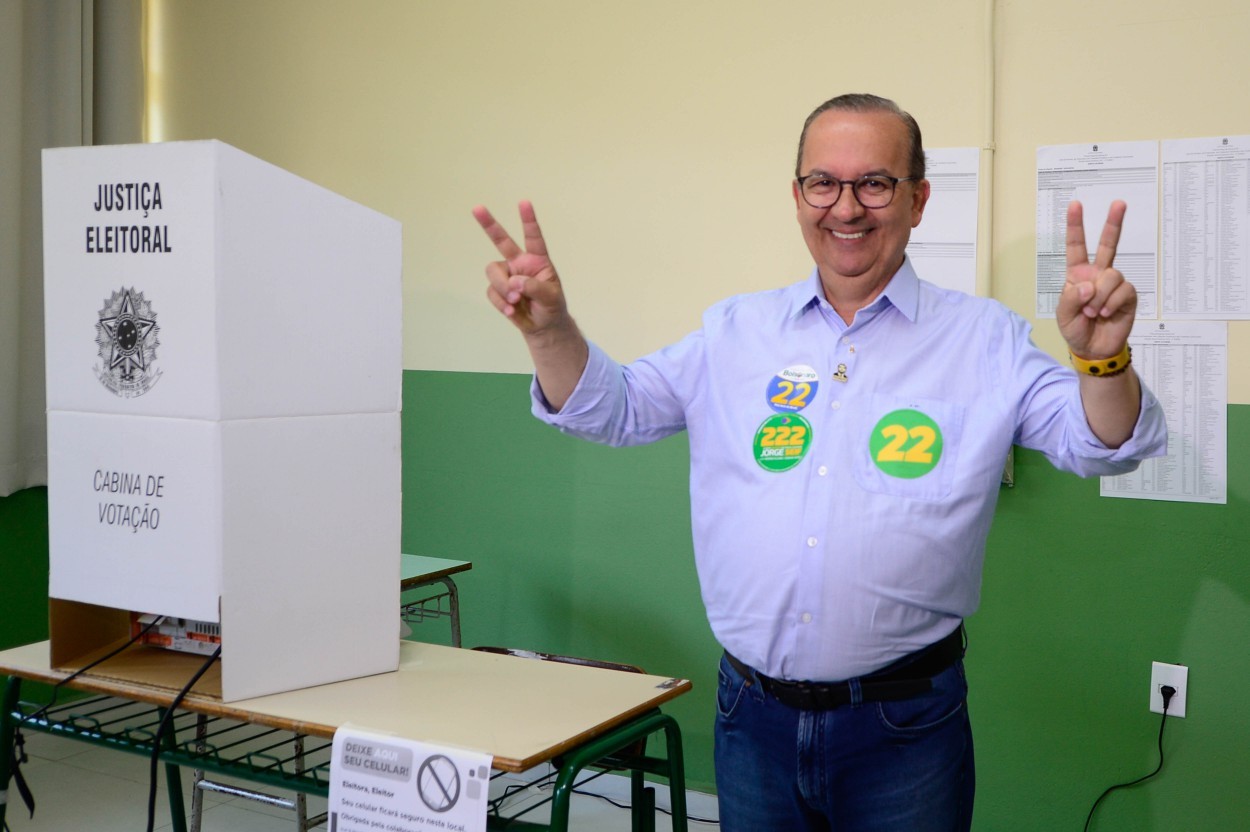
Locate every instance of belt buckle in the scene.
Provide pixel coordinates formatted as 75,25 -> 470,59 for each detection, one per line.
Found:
769,677 -> 847,710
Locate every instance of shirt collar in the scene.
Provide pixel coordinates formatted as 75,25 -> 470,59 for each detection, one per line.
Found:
876,256 -> 920,322
788,256 -> 921,324
785,270 -> 826,321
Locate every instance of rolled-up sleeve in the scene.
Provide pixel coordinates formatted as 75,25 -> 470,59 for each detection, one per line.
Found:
1051,381 -> 1168,476
530,338 -> 692,446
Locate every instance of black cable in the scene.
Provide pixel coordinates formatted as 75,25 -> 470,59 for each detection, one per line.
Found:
560,784 -> 722,825
22,615 -> 163,726
1083,686 -> 1176,831
7,616 -> 166,821
144,646 -> 221,832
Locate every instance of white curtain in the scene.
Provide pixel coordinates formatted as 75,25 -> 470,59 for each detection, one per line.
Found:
0,0 -> 142,497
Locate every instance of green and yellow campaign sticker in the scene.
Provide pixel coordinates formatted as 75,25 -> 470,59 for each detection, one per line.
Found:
869,409 -> 943,479
754,413 -> 812,472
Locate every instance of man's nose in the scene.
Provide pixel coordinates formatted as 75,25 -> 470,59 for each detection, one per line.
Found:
829,184 -> 865,221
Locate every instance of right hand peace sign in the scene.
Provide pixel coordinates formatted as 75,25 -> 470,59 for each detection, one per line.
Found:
1056,199 -> 1137,361
472,200 -> 569,337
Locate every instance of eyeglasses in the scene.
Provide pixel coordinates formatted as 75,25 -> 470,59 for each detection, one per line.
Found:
796,173 -> 917,209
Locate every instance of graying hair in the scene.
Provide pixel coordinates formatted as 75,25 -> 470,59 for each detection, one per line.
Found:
795,93 -> 925,181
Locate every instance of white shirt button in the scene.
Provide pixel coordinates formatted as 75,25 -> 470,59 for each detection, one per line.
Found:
801,612 -> 813,624
830,401 -> 841,410
806,537 -> 818,548
818,465 -> 828,476
841,336 -> 851,345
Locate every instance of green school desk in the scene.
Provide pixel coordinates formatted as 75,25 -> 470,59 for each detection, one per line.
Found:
400,553 -> 472,648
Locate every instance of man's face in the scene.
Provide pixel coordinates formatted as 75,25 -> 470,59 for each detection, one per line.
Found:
793,110 -> 929,306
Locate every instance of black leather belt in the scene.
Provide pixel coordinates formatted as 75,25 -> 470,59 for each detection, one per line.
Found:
724,626 -> 965,710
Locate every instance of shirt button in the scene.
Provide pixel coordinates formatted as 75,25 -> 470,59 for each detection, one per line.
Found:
817,465 -> 828,476
830,401 -> 841,410
841,337 -> 851,345
806,537 -> 818,548
801,612 -> 813,624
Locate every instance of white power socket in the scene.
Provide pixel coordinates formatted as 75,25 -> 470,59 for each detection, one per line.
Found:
1149,661 -> 1188,717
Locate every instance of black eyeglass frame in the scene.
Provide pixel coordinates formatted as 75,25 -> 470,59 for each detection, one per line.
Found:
795,173 -> 919,209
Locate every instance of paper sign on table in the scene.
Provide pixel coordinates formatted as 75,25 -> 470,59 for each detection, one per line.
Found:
329,726 -> 492,832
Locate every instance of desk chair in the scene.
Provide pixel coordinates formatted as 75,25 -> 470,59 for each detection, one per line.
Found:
473,646 -> 688,832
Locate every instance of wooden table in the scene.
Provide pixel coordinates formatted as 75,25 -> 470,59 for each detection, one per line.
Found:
0,639 -> 691,831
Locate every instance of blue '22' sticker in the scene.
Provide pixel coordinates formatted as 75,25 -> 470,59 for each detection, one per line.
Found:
766,365 -> 819,413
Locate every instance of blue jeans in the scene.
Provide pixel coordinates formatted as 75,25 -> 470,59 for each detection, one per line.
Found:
714,654 -> 974,831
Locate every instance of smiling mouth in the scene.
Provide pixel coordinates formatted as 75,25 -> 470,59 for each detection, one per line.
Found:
829,229 -> 868,240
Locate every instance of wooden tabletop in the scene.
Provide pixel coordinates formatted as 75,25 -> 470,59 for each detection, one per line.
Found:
0,640 -> 690,772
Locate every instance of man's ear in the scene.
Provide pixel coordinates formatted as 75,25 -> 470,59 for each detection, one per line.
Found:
911,178 -> 931,228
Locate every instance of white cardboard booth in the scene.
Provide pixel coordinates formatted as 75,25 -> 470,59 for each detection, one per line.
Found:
42,140 -> 402,701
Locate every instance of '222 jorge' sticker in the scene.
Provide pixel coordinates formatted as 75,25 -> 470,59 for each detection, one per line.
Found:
869,409 -> 943,479
766,365 -> 819,413
754,413 -> 813,472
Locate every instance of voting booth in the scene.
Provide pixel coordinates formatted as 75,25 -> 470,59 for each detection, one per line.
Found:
42,141 -> 402,701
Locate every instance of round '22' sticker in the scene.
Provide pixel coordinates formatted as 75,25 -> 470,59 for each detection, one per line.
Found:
766,365 -> 819,413
869,409 -> 943,479
754,413 -> 812,472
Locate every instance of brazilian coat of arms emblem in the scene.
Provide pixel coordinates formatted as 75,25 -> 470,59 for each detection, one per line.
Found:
95,287 -> 161,397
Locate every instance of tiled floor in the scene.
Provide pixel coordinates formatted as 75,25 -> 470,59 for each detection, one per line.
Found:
5,730 -> 720,831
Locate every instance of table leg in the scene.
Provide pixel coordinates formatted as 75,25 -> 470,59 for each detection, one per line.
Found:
630,767 -> 655,832
444,578 -> 462,648
295,733 -> 309,832
0,675 -> 21,829
400,577 -> 463,647
545,711 -> 687,832
159,706 -> 190,832
662,716 -> 688,832
190,715 -> 208,832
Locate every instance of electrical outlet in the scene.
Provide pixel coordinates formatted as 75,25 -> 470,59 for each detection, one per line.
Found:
1150,661 -> 1188,717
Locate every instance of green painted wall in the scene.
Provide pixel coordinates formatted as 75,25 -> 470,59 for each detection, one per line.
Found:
0,487 -> 49,651
399,369 -> 720,790
0,487 -> 55,706
403,369 -> 1250,828
977,425 -> 1249,829
5,374 -> 1247,828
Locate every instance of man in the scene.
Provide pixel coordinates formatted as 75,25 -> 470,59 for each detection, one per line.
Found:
473,93 -> 1166,831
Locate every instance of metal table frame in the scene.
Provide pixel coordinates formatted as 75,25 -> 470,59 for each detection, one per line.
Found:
1,642 -> 690,832
399,554 -> 472,648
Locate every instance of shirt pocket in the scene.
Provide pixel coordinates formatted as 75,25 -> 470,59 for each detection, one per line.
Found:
851,395 -> 965,502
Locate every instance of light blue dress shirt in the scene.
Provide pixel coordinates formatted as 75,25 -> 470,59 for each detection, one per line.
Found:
533,259 -> 1167,682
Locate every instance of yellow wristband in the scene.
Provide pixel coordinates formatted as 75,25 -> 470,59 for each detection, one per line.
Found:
1070,344 -> 1131,377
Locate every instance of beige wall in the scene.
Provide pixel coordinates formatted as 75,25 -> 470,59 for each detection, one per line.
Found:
147,0 -> 1250,402
993,0 -> 1250,400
